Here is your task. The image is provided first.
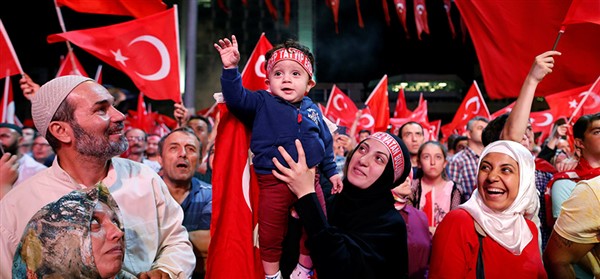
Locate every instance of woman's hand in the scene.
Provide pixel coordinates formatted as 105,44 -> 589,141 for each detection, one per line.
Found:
272,139 -> 316,198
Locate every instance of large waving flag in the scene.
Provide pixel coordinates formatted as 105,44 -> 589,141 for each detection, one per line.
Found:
455,0 -> 600,99
365,75 -> 390,132
324,84 -> 358,128
47,8 -> 181,102
206,101 -> 263,279
241,33 -> 273,91
56,0 -> 166,18
56,51 -> 89,77
0,19 -> 23,79
448,80 -> 490,134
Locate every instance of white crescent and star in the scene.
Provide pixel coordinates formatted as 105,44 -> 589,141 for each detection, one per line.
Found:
461,97 -> 480,120
360,114 -> 375,128
333,94 -> 348,111
254,55 -> 267,78
532,113 -> 553,127
579,91 -> 600,109
111,35 -> 171,81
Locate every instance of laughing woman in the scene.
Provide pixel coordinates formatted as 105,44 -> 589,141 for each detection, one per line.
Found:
428,140 -> 546,278
273,132 -> 412,279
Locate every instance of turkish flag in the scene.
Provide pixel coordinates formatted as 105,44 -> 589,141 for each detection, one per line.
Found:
356,0 -> 365,28
206,103 -> 263,279
330,0 -> 340,33
448,80 -> 490,134
324,84 -> 358,128
427,119 -> 441,141
414,0 -> 430,40
455,0 -> 600,99
47,8 -> 181,102
393,87 -> 411,118
357,106 -> 376,133
529,110 -> 555,139
365,75 -> 390,132
241,33 -> 273,91
491,101 -> 515,119
197,101 -> 220,122
393,0 -> 409,37
0,20 -> 23,79
562,0 -> 600,26
1,77 -> 21,125
389,99 -> 429,136
55,0 -> 166,18
382,0 -> 392,26
56,51 -> 89,77
545,83 -> 598,121
442,0 -> 456,38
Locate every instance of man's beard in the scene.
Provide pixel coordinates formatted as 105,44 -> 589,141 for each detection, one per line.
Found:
70,120 -> 128,160
2,139 -> 19,156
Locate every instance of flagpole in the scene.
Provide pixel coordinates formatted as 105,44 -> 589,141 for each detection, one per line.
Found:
552,26 -> 566,51
0,19 -> 24,75
53,0 -> 79,75
94,65 -> 103,81
2,76 -> 10,122
567,75 -> 600,124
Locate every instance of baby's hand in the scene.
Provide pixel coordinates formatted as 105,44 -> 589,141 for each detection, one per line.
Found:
329,174 -> 344,194
214,35 -> 240,69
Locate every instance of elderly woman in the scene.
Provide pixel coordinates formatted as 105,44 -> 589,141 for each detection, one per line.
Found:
273,132 -> 412,279
13,185 -> 135,279
428,140 -> 546,278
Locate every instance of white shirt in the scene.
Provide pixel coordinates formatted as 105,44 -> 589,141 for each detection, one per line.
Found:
0,157 -> 195,278
14,154 -> 47,186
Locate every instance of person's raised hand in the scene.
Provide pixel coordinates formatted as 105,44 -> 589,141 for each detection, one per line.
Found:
272,139 -> 316,198
329,173 -> 344,194
173,103 -> 189,128
213,35 -> 240,69
529,50 -> 561,83
137,269 -> 170,279
20,73 -> 40,101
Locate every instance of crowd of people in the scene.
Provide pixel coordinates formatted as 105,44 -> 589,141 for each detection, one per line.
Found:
0,38 -> 598,279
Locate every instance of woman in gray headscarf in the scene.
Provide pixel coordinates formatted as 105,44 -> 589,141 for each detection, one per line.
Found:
13,184 -> 136,279
428,140 -> 546,278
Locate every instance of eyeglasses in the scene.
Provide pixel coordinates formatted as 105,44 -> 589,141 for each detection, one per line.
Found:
32,143 -> 50,147
126,136 -> 145,142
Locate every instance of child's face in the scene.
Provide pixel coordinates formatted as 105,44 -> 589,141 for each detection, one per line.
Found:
266,60 -> 315,103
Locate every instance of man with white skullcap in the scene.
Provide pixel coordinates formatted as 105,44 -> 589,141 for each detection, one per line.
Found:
0,76 -> 195,278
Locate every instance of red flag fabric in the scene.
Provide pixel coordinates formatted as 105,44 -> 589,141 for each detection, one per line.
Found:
241,33 -> 273,91
562,0 -> 600,26
265,0 -> 278,20
0,20 -> 23,79
1,78 -> 20,124
393,87 -> 411,118
455,0 -> 600,99
324,85 -> 359,128
284,0 -> 291,26
428,119 -> 441,141
47,8 -> 182,102
382,0 -> 392,26
55,0 -> 166,18
357,106 -> 375,133
393,0 -> 409,37
442,0 -> 456,38
491,101 -> 515,119
545,83 -> 597,121
389,99 -> 429,135
448,80 -> 490,133
197,101 -> 220,123
206,103 -> 263,279
331,0 -> 340,33
356,0 -> 365,28
56,51 -> 89,77
365,75 -> 390,132
414,0 -> 430,40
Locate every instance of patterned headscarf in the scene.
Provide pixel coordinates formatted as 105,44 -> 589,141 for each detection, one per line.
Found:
459,140 -> 539,255
12,184 -> 132,278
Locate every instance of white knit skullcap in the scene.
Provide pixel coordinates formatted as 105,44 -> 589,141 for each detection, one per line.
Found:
31,75 -> 93,137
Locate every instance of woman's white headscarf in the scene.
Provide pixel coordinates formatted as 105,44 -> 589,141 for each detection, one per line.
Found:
459,140 -> 539,255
